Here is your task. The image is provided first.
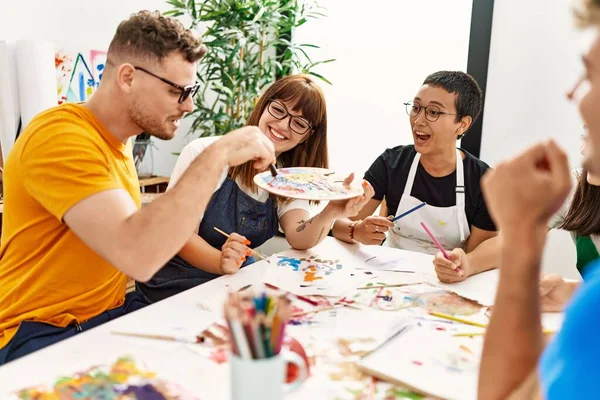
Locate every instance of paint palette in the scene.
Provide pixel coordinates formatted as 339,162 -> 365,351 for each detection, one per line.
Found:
253,167 -> 364,200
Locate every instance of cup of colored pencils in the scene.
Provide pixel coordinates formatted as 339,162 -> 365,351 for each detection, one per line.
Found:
225,291 -> 308,399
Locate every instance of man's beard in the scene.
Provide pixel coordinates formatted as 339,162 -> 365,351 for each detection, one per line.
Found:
129,102 -> 174,140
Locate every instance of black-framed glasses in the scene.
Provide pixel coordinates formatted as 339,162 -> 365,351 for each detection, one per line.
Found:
404,101 -> 461,122
134,66 -> 200,104
267,100 -> 313,135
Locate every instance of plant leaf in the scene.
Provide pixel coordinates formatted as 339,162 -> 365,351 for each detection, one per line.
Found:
308,71 -> 332,85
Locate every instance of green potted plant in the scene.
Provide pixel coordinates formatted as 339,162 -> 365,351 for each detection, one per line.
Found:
164,0 -> 334,137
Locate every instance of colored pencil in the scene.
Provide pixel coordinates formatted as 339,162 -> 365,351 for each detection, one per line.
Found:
391,202 -> 427,222
428,311 -> 487,329
420,222 -> 450,259
230,319 -> 253,359
453,329 -> 556,337
250,316 -> 266,358
224,290 -> 293,359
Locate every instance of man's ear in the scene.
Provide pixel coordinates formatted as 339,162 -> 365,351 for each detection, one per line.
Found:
116,63 -> 136,95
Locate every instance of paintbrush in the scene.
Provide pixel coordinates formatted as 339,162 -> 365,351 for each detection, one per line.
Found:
112,331 -> 205,344
264,282 -> 319,306
356,283 -> 415,290
268,164 -> 278,177
213,227 -> 267,260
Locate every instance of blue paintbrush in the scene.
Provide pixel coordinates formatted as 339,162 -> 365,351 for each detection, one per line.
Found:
391,202 -> 426,222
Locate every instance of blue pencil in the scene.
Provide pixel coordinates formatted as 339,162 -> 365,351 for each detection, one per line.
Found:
391,202 -> 426,222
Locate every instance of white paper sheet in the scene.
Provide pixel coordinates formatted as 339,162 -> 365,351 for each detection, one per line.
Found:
0,41 -> 20,161
261,249 -> 360,296
358,326 -> 482,400
15,40 -> 57,130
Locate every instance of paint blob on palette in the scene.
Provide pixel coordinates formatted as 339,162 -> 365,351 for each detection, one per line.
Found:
15,356 -> 198,400
351,282 -> 484,315
253,167 -> 364,200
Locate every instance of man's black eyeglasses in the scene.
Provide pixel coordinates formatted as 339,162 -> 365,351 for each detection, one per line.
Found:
135,66 -> 200,104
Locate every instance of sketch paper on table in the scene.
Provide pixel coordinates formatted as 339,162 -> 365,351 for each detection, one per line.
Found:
357,327 -> 482,400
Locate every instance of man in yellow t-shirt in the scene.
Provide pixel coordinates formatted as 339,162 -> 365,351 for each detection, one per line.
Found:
0,11 -> 276,365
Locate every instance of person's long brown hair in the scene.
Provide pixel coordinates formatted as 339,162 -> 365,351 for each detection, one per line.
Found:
559,169 -> 600,236
228,74 -> 328,193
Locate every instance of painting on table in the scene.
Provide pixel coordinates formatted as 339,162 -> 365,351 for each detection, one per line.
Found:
262,251 -> 358,296
350,282 -> 484,316
15,355 -> 198,400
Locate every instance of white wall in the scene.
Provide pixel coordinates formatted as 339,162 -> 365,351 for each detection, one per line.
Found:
0,0 -> 192,176
0,0 -> 474,178
482,0 -> 588,280
481,0 -> 585,168
294,0 -> 473,177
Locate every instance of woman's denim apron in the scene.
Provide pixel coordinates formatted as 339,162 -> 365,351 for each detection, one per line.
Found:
137,178 -> 278,303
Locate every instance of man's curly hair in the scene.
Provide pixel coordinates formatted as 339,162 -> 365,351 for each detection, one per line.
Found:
107,10 -> 207,65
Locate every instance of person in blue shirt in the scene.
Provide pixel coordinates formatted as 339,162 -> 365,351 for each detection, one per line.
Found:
477,1 -> 600,398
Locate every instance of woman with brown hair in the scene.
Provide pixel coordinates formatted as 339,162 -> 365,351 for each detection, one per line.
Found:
538,155 -> 600,311
552,170 -> 600,275
137,74 -> 373,303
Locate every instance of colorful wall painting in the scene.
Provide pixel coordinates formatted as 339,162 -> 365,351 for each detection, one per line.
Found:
55,48 -> 106,105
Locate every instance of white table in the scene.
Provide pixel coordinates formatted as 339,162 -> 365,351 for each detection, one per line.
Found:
0,238 -> 563,399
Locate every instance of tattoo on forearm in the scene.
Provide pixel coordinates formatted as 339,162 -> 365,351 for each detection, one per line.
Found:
296,217 -> 315,232
316,227 -> 326,243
